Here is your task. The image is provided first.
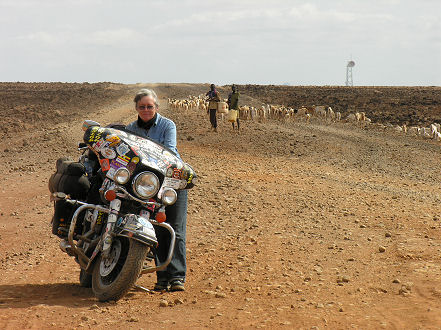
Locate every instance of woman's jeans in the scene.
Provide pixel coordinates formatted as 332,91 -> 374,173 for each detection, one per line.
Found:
154,189 -> 188,283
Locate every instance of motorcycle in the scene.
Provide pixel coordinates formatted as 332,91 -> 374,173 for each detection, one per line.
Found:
48,120 -> 196,301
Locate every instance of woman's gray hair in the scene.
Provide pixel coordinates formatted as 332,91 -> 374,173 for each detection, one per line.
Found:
134,88 -> 160,107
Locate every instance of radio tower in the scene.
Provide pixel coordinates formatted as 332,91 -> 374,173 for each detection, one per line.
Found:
345,60 -> 355,86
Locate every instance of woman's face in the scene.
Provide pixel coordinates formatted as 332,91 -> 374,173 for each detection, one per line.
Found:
136,95 -> 157,122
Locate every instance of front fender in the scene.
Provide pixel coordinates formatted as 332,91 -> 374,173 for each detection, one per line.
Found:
115,214 -> 158,247
84,213 -> 158,273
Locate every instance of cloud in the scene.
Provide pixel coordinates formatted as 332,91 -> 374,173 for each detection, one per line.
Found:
15,27 -> 140,48
84,28 -> 141,46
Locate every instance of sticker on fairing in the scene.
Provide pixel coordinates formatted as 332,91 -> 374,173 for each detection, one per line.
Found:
89,127 -> 104,143
100,158 -> 110,171
117,155 -> 131,164
106,134 -> 121,147
163,177 -> 183,189
92,139 -> 105,152
127,162 -> 136,173
116,143 -> 130,156
101,147 -> 117,159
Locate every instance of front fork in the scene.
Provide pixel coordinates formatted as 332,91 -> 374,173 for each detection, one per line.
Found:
101,199 -> 121,258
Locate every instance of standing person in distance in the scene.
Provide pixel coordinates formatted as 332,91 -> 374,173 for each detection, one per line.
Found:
227,84 -> 240,131
125,88 -> 188,292
206,84 -> 221,132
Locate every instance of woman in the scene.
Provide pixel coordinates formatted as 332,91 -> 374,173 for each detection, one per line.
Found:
206,84 -> 221,132
126,88 -> 188,292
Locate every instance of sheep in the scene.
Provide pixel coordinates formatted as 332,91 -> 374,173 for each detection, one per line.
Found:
430,123 -> 438,137
305,113 -> 311,123
408,126 -> 419,135
345,113 -> 357,122
314,106 -> 327,120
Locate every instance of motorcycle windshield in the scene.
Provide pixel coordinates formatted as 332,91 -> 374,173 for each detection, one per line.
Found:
83,126 -> 196,189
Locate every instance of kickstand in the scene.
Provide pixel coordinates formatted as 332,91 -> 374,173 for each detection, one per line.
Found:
134,284 -> 152,293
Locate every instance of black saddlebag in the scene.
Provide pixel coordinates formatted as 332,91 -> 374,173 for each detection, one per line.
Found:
49,158 -> 90,237
48,157 -> 90,199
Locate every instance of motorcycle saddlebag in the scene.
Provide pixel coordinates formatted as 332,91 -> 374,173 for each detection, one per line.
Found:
48,157 -> 90,199
49,158 -> 90,237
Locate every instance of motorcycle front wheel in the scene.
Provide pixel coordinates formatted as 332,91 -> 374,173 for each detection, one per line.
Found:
91,236 -> 149,302
79,269 -> 92,288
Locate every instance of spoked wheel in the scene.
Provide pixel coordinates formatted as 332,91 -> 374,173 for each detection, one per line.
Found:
91,237 -> 149,302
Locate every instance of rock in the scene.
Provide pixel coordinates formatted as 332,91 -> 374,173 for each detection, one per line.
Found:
159,299 -> 168,307
385,232 -> 392,237
399,282 -> 413,296
379,246 -> 386,253
337,276 -> 350,283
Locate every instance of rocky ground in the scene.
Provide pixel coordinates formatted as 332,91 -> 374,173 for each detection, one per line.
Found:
0,82 -> 441,329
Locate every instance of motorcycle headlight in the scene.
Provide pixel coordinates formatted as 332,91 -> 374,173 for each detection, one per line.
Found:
114,168 -> 130,185
132,171 -> 160,199
161,188 -> 177,206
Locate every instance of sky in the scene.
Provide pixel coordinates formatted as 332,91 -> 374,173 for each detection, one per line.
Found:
0,0 -> 440,86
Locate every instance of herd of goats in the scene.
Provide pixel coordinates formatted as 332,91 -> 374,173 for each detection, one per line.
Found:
167,94 -> 441,141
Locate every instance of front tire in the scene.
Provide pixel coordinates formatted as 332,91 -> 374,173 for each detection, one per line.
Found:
79,269 -> 92,288
92,237 -> 149,302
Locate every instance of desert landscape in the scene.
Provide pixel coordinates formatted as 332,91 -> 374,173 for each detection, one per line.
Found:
1,82 -> 441,329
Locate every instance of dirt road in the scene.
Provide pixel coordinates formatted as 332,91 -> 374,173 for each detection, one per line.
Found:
1,83 -> 441,329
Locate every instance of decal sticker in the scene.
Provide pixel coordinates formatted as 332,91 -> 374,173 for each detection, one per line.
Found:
187,172 -> 194,184
179,180 -> 187,189
131,156 -> 140,164
99,158 -> 110,171
101,147 -> 116,159
172,168 -> 182,179
163,177 -> 182,189
92,139 -> 105,152
146,198 -> 156,212
116,143 -> 129,156
127,162 -> 137,173
182,164 -> 191,180
96,211 -> 105,225
118,155 -> 131,164
89,127 -> 104,143
106,168 -> 115,180
106,134 -> 121,147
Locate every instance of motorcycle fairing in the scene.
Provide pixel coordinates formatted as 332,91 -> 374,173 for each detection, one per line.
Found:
83,126 -> 196,189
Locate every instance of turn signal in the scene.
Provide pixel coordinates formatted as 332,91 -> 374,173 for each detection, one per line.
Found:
155,212 -> 166,223
104,190 -> 117,201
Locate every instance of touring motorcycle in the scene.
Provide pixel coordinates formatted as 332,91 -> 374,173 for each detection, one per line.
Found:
48,120 -> 196,301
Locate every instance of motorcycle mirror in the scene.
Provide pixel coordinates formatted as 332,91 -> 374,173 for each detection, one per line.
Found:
82,120 -> 101,131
